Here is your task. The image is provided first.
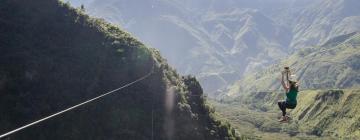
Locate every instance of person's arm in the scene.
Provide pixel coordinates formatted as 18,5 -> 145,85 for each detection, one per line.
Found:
295,81 -> 300,91
281,71 -> 289,93
286,70 -> 290,81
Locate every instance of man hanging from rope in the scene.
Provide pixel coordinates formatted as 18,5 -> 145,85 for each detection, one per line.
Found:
278,67 -> 299,122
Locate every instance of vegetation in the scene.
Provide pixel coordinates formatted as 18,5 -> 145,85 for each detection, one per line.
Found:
0,0 -> 240,139
211,89 -> 360,139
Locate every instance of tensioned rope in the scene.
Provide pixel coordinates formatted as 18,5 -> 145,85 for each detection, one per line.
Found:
0,62 -> 155,139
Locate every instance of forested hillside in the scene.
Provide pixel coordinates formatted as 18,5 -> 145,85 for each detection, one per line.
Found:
0,0 -> 238,139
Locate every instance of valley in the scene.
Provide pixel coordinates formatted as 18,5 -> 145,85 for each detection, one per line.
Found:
1,0 -> 359,139
214,32 -> 360,139
66,0 -> 360,139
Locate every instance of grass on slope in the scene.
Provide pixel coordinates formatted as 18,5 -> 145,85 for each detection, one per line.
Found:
210,100 -> 332,140
210,89 -> 360,140
291,89 -> 360,138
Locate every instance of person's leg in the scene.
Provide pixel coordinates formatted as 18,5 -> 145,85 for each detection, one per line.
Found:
278,101 -> 288,122
277,101 -> 286,116
281,102 -> 287,117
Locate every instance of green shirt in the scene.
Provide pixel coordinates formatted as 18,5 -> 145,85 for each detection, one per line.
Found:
286,88 -> 298,105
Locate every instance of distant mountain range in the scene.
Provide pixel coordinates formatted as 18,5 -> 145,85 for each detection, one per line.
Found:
67,0 -> 360,97
224,32 -> 360,98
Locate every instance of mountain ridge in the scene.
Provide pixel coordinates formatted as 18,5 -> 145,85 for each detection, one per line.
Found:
0,0 -> 239,139
224,32 -> 360,98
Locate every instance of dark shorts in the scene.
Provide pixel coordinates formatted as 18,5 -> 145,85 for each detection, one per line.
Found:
278,100 -> 296,109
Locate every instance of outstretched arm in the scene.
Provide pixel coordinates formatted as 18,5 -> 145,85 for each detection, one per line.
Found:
281,71 -> 289,93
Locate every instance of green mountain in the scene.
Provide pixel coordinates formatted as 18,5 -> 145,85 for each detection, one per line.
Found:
0,0 -> 239,139
211,33 -> 360,139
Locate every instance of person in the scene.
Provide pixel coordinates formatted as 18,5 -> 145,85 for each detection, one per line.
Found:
278,67 -> 299,122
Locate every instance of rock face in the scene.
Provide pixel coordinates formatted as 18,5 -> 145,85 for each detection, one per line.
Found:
0,0 -> 238,139
66,0 -> 360,97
